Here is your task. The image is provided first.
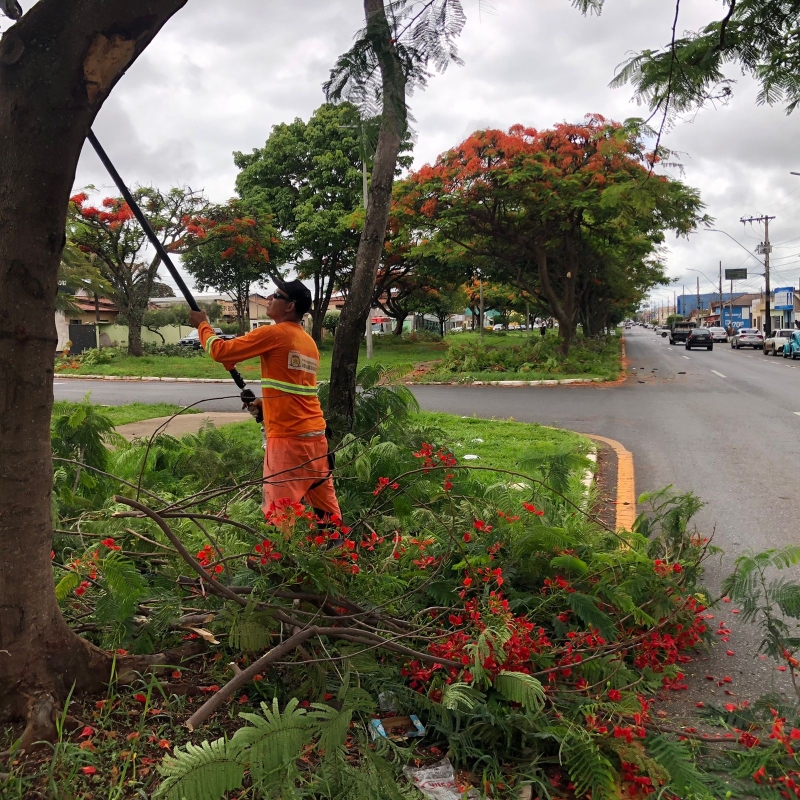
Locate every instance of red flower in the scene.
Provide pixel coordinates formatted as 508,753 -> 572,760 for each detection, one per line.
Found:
607,689 -> 622,702
522,502 -> 545,516
80,766 -> 97,776
133,693 -> 147,703
463,532 -> 472,542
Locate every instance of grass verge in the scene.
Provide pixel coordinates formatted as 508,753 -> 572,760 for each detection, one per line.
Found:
52,401 -> 198,427
53,331 -> 622,384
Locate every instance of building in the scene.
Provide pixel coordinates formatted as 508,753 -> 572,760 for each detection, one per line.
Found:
750,289 -> 799,331
149,293 -> 271,322
705,294 -> 759,328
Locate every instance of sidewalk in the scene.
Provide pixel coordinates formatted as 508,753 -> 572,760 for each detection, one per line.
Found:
115,412 -> 252,442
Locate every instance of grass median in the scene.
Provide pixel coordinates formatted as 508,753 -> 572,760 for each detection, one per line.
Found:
54,329 -> 621,383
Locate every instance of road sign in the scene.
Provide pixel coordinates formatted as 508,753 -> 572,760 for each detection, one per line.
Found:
725,268 -> 747,280
774,287 -> 795,310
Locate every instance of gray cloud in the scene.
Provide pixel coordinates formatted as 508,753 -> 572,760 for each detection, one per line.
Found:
6,0 -> 794,295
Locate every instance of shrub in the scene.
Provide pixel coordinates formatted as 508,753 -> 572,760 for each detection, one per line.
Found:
141,342 -> 205,357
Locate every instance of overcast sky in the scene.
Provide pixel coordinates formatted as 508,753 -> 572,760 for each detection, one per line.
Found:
7,0 -> 798,303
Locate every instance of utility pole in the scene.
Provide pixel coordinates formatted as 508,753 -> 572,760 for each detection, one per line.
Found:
696,277 -> 701,324
479,276 -> 484,339
719,261 -> 723,326
741,214 -> 775,335
729,279 -> 733,330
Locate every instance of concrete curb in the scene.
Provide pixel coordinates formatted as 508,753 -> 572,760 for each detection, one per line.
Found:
56,374 -> 614,387
584,433 -> 636,532
54,374 -> 233,383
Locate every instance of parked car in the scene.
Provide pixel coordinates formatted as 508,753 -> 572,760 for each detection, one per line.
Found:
685,328 -> 713,351
706,326 -> 728,343
763,329 -> 795,356
177,327 -> 233,349
783,330 -> 800,359
492,324 -> 506,331
730,328 -> 763,349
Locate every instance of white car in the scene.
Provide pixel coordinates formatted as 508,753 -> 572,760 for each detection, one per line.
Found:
706,326 -> 728,343
763,329 -> 796,356
730,328 -> 763,349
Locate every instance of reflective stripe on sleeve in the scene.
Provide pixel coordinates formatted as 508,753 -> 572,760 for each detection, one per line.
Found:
261,378 -> 318,396
203,335 -> 221,355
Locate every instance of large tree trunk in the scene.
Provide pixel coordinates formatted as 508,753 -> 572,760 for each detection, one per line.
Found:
327,0 -> 407,438
534,242 -> 579,355
392,310 -> 407,335
127,304 -> 145,356
0,0 -> 188,726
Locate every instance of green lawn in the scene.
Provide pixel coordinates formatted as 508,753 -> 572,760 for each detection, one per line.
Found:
53,401 -> 198,427
55,338 -> 447,381
414,411 -> 591,475
54,330 -> 621,383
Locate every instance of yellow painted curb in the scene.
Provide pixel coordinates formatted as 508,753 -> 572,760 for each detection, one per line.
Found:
585,433 -> 636,531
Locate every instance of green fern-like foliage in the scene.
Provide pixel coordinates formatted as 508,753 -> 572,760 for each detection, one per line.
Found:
562,728 -> 618,800
646,735 -> 719,799
493,672 -> 545,712
232,698 -> 311,786
156,739 -> 244,800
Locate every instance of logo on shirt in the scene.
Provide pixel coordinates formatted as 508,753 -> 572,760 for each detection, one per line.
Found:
288,350 -> 318,374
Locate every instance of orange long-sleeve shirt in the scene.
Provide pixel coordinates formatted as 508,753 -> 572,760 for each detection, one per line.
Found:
198,320 -> 326,438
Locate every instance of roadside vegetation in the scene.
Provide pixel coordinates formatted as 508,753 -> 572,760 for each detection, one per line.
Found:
9,378 -> 800,799
54,330 -> 621,384
52,400 -> 200,428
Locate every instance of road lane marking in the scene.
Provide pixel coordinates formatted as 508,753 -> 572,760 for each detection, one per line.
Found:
584,434 -> 636,532
794,413 -> 800,417
711,370 -> 727,378
682,355 -> 690,360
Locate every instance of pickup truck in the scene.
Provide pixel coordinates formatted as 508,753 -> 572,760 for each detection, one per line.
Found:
668,321 -> 696,345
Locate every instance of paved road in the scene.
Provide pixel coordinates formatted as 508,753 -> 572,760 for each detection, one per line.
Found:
54,328 -> 800,701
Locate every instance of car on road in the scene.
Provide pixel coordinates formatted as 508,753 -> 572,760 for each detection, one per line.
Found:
177,327 -> 233,350
783,330 -> 800,359
685,328 -> 713,351
730,328 -> 763,349
492,324 -> 506,331
763,329 -> 795,356
669,320 -> 696,345
706,326 -> 728,343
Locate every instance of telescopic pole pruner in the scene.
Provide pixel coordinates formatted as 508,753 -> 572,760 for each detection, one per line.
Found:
87,130 -> 256,405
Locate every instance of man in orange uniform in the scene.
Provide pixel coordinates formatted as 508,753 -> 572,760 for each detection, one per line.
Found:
189,280 -> 340,522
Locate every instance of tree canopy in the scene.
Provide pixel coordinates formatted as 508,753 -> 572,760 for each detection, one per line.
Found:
67,187 -> 208,355
396,116 -> 708,350
234,103 -> 374,343
611,0 -> 800,117
181,199 -> 278,334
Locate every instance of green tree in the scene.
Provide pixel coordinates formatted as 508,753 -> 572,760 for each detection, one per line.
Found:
611,0 -> 800,120
182,199 -> 278,334
234,103 -> 367,344
68,187 -> 208,356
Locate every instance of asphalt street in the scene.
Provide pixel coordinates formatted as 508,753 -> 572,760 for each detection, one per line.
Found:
54,327 -> 800,703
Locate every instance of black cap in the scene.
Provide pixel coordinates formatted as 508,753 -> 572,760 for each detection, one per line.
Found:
274,279 -> 312,316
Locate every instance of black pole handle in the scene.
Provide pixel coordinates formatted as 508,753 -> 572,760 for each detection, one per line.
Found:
87,130 -> 248,392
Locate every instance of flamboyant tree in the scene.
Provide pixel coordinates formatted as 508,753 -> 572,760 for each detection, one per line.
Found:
396,118 -> 706,352
68,187 -> 208,354
0,0 -> 191,741
182,199 -> 279,334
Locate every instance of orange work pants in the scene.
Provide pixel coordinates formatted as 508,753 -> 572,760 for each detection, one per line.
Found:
262,434 -> 340,519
